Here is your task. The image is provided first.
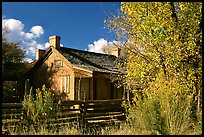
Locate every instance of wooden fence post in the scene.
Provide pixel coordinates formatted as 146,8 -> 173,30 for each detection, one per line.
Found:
79,101 -> 86,130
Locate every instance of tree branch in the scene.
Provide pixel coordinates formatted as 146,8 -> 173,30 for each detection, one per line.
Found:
170,2 -> 178,22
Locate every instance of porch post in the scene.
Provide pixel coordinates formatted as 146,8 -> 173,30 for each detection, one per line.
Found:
89,78 -> 94,100
78,77 -> 81,100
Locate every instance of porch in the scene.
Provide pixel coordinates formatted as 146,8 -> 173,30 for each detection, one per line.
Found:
74,71 -> 124,100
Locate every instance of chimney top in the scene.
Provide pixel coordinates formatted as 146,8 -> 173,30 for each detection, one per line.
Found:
49,35 -> 61,50
104,46 -> 121,57
36,49 -> 45,60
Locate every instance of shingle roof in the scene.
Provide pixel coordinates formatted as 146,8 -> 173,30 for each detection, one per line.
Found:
58,47 -> 123,73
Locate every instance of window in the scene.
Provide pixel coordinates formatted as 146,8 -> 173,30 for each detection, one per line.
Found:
60,75 -> 70,94
54,60 -> 63,68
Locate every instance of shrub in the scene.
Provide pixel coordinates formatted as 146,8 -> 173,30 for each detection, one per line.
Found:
22,85 -> 58,127
125,71 -> 200,135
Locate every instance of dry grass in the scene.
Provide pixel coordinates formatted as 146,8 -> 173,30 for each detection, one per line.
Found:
3,119 -> 201,135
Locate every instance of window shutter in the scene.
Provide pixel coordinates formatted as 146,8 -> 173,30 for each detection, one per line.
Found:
60,76 -> 63,93
67,76 -> 70,94
64,76 -> 67,93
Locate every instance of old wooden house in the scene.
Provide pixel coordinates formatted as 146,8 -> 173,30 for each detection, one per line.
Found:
25,36 -> 125,101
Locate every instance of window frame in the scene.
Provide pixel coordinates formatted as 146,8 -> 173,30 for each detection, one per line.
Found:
60,75 -> 70,94
54,60 -> 63,68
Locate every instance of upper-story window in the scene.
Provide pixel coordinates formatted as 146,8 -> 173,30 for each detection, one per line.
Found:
54,60 -> 63,68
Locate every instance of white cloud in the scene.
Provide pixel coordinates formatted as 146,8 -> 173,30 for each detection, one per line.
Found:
2,17 -> 49,62
24,32 -> 35,39
37,44 -> 46,50
22,57 -> 34,63
45,42 -> 50,48
87,38 -> 122,54
5,30 -> 23,43
30,26 -> 44,37
2,18 -> 24,31
88,38 -> 108,54
27,46 -> 36,55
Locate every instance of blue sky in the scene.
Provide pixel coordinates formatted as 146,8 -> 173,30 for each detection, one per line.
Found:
2,2 -> 121,62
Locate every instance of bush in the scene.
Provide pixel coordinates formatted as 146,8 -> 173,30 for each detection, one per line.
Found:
22,85 -> 58,127
125,72 -> 201,135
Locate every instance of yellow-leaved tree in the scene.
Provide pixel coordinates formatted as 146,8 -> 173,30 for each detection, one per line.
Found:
105,2 -> 202,134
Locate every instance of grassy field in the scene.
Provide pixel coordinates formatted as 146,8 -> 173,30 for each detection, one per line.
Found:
2,122 -> 149,135
3,119 -> 201,135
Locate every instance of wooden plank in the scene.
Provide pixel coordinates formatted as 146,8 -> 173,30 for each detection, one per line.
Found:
2,103 -> 23,109
2,114 -> 23,119
57,110 -> 80,115
60,100 -> 84,106
85,107 -> 124,113
86,119 -> 121,125
85,101 -> 123,105
85,114 -> 125,121
2,109 -> 23,115
56,112 -> 80,119
85,102 -> 123,109
87,119 -> 119,123
58,108 -> 81,112
2,119 -> 22,126
60,104 -> 81,110
85,101 -> 122,105
85,112 -> 123,117
85,103 -> 122,109
86,101 -> 123,105
85,112 -> 125,118
85,107 -> 123,112
85,99 -> 124,103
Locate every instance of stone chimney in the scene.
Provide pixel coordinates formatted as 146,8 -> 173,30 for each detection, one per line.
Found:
49,35 -> 61,50
111,47 -> 121,57
36,49 -> 45,60
105,46 -> 121,57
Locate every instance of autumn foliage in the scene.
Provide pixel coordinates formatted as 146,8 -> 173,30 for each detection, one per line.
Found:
106,2 -> 202,134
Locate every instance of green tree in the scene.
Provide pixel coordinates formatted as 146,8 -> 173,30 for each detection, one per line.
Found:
105,2 -> 202,134
2,27 -> 25,66
2,27 -> 26,102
